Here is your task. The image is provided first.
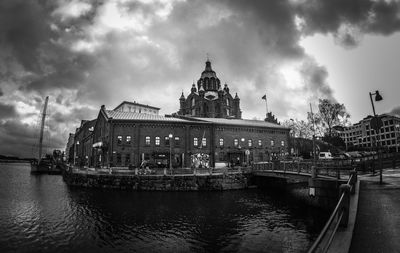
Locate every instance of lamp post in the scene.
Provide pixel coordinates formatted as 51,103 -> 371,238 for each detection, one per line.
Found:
369,90 -> 383,184
74,141 -> 80,166
290,118 -> 296,159
395,124 -> 399,153
169,133 -> 173,175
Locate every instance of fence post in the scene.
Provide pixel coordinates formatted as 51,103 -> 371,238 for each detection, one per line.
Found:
311,166 -> 316,178
350,170 -> 357,194
339,184 -> 351,227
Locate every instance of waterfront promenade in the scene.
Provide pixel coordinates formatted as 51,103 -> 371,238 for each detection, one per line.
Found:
350,169 -> 400,253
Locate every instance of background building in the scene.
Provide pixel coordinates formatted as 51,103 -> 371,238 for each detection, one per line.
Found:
334,114 -> 400,151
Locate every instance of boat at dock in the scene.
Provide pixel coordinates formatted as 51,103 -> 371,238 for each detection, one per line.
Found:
30,96 -> 64,174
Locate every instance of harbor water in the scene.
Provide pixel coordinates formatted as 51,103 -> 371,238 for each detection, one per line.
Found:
0,163 -> 327,253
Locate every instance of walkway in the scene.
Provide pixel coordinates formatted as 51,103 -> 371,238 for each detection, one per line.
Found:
349,169 -> 400,253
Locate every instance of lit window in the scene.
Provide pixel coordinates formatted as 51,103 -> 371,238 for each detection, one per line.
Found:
174,136 -> 180,146
281,140 -> 285,146
117,136 -> 122,145
126,136 -> 131,144
258,140 -> 262,146
194,137 -> 198,147
155,136 -> 160,146
219,138 -> 224,147
248,139 -> 252,147
145,136 -> 150,146
271,140 -> 275,146
234,139 -> 239,147
165,136 -> 170,146
202,138 -> 207,147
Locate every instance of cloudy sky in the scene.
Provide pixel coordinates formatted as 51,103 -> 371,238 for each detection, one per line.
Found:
1,0 -> 400,157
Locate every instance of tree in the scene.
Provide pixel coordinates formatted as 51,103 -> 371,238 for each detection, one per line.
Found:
282,119 -> 313,139
316,99 -> 350,137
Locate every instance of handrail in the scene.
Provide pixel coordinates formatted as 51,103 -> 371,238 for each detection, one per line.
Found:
307,172 -> 356,253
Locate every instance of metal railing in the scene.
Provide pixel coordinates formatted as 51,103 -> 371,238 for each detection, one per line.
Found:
307,170 -> 358,253
252,161 -> 356,180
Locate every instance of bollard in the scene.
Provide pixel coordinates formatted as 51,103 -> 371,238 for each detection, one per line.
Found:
339,184 -> 351,228
349,170 -> 357,194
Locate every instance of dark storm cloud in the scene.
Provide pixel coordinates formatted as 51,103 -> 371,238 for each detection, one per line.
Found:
0,102 -> 17,119
0,0 -> 55,73
295,0 -> 400,47
300,58 -> 334,101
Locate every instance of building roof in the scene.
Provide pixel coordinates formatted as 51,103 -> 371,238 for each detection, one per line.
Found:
191,117 -> 289,129
113,101 -> 160,111
104,110 -> 190,122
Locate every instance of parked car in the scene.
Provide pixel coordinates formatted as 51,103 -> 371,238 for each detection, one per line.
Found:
319,152 -> 333,160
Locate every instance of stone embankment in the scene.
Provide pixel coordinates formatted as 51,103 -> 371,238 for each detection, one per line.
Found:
62,169 -> 252,191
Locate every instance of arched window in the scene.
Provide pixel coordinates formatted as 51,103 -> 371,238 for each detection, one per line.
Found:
191,97 -> 196,107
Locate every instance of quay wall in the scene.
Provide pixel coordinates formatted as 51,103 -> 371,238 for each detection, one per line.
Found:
62,171 -> 253,191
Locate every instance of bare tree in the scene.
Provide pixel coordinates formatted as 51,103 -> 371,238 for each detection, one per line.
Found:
316,99 -> 350,137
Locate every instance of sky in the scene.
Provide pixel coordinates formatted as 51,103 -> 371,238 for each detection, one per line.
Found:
1,0 -> 400,157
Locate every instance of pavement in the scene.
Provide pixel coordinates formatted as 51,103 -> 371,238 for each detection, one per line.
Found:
349,168 -> 400,253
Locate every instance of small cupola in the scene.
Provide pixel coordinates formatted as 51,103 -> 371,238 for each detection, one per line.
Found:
223,83 -> 230,94
191,83 -> 197,93
180,91 -> 185,101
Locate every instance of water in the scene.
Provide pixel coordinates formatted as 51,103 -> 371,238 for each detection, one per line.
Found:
0,163 -> 327,253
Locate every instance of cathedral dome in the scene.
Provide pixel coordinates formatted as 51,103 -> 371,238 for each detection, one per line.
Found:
197,60 -> 221,92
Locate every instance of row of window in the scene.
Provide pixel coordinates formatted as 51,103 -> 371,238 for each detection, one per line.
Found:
117,135 -> 285,148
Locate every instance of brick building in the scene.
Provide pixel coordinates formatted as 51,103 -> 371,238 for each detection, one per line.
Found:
74,119 -> 96,166
89,105 -> 289,168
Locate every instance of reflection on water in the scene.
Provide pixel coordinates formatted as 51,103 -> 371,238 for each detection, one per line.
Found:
0,163 -> 327,253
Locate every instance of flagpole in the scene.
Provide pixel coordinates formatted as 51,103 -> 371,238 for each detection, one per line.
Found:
265,95 -> 268,115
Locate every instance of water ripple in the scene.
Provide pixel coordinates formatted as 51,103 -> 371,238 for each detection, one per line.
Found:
0,164 -> 328,253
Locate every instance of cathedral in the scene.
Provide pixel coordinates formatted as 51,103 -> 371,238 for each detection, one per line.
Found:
178,60 -> 242,119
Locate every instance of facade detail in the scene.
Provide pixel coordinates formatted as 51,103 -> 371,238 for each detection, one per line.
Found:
178,60 -> 241,119
114,101 -> 160,115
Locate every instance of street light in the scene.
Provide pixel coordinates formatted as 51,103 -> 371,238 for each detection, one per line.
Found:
290,119 -> 297,158
169,133 -> 173,175
369,90 -> 383,116
369,90 -> 383,184
395,124 -> 399,153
